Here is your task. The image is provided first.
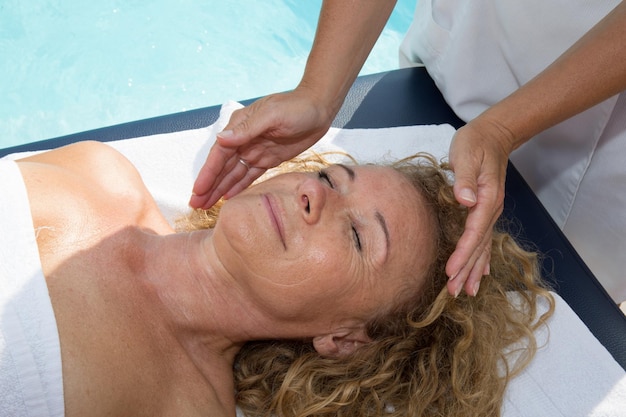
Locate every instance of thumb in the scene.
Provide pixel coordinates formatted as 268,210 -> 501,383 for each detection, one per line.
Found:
216,106 -> 274,147
453,166 -> 479,208
215,128 -> 247,146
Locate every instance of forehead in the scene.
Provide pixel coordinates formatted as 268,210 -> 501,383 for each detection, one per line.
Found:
352,164 -> 421,207
355,164 -> 435,273
355,165 -> 431,237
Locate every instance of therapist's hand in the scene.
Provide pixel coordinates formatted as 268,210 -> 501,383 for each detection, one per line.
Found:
446,119 -> 515,297
445,1 -> 626,296
189,89 -> 333,209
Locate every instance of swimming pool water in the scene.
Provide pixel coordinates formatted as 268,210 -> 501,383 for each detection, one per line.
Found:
0,0 -> 415,149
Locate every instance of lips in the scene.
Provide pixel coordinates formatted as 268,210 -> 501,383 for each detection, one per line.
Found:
262,194 -> 286,249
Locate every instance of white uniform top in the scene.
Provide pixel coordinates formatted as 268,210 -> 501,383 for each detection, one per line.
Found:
400,0 -> 625,303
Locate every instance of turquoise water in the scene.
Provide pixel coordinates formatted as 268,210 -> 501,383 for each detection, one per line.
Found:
0,0 -> 415,148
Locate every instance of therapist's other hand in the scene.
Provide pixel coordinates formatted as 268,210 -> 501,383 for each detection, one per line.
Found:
190,89 -> 333,209
446,119 -> 515,297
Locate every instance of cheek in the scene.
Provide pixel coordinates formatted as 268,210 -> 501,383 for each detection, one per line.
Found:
263,246 -> 349,287
212,203 -> 274,276
247,249 -> 359,320
215,202 -> 360,307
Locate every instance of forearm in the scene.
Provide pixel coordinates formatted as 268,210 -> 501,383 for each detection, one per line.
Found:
478,1 -> 626,150
297,0 -> 397,118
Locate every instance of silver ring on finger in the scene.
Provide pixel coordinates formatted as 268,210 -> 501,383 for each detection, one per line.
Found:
238,158 -> 251,170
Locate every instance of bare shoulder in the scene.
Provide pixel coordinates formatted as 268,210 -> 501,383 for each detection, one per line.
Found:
18,141 -> 172,251
18,141 -> 146,195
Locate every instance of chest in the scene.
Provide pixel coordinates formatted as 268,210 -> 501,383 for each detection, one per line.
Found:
48,254 -> 232,416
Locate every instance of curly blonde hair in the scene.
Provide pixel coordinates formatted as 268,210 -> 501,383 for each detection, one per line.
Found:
179,152 -> 554,417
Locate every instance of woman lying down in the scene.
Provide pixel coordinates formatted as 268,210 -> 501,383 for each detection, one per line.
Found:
1,141 -> 553,417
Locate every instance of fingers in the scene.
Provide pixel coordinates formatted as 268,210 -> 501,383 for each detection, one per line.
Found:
190,104 -> 273,209
446,172 -> 505,297
464,248 -> 491,296
190,153 -> 237,208
190,152 -> 265,209
447,125 -> 510,297
192,141 -> 235,193
223,167 -> 264,199
447,239 -> 491,298
216,106 -> 270,148
445,188 -> 502,297
190,92 -> 331,209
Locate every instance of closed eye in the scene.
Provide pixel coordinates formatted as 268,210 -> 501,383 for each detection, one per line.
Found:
352,224 -> 362,252
319,169 -> 362,252
318,170 -> 334,188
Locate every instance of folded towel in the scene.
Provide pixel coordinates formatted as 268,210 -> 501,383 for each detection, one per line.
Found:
4,101 -> 625,416
0,160 -> 65,417
503,293 -> 626,417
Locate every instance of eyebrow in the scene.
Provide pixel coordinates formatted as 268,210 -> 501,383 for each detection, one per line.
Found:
337,164 -> 390,261
336,163 -> 355,181
375,211 -> 390,262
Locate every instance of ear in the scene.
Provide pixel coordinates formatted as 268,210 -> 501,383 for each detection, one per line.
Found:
312,326 -> 372,358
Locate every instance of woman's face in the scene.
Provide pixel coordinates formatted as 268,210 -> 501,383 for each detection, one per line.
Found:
212,164 -> 436,328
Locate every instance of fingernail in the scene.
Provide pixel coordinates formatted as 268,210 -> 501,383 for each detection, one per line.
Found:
448,263 -> 465,281
472,281 -> 481,296
459,188 -> 476,204
454,285 -> 462,298
217,129 -> 234,139
484,263 -> 490,276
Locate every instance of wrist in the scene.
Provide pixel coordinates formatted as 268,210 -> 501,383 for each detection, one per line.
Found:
465,112 -> 523,156
294,78 -> 343,125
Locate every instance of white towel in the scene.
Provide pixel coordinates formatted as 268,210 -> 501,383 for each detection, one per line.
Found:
0,160 -> 65,417
4,101 -> 625,416
503,294 -> 626,417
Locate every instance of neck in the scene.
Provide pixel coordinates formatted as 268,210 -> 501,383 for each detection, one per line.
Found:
136,229 -> 273,360
132,227 -> 331,396
126,228 -> 257,413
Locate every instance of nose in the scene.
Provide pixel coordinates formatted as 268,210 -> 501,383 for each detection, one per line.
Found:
298,176 -> 327,224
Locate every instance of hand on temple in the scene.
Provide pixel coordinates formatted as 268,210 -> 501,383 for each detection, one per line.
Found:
189,89 -> 334,209
446,118 -> 516,297
445,2 -> 626,298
